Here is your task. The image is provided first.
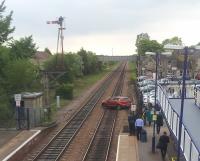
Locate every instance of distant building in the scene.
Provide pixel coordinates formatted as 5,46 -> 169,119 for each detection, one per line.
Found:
140,51 -> 200,79
32,51 -> 52,67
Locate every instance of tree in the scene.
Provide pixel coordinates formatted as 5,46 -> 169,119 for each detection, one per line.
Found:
44,53 -> 83,84
135,33 -> 150,51
44,48 -> 52,55
0,0 -> 15,44
196,42 -> 200,46
162,36 -> 182,45
9,36 -> 37,59
137,39 -> 163,55
0,45 -> 10,75
3,59 -> 40,93
77,48 -> 101,75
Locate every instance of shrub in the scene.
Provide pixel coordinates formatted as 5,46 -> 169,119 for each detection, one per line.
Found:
56,83 -> 74,99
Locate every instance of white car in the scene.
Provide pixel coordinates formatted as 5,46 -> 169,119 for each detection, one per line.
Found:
143,94 -> 155,106
158,78 -> 169,85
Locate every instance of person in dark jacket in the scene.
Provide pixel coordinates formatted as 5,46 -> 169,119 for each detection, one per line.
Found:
158,131 -> 170,159
156,112 -> 163,134
128,113 -> 135,135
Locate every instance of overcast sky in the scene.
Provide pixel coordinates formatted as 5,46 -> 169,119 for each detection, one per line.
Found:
5,0 -> 200,55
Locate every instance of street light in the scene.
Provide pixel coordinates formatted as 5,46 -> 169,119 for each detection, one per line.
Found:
164,44 -> 200,161
145,51 -> 172,153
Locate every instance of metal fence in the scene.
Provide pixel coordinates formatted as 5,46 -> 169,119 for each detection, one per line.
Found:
15,107 -> 46,129
157,85 -> 200,161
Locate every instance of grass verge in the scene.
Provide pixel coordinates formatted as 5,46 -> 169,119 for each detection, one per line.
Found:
50,63 -> 118,112
129,61 -> 137,82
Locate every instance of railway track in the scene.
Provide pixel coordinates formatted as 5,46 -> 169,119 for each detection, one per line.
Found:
31,63 -> 125,161
82,63 -> 126,161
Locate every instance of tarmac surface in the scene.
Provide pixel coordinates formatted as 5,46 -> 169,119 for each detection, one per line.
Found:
116,121 -> 177,161
138,126 -> 170,161
0,130 -> 38,161
0,130 -> 19,148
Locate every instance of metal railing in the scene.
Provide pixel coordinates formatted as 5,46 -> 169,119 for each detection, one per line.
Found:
157,85 -> 200,161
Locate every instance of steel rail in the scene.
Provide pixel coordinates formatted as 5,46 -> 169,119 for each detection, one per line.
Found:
82,63 -> 127,161
32,63 -> 124,161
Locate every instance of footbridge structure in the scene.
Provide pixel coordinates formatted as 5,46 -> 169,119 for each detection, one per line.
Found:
157,84 -> 200,161
97,55 -> 136,62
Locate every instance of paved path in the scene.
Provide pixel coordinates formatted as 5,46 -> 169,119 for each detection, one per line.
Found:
0,130 -> 19,148
138,126 -> 170,161
116,125 -> 175,161
116,133 -> 139,161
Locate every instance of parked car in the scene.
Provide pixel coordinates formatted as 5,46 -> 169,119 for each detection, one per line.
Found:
138,79 -> 155,87
137,76 -> 148,82
140,84 -> 155,93
143,92 -> 155,106
158,78 -> 170,85
101,96 -> 131,109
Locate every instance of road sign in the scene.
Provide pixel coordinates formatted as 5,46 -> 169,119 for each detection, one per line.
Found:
131,104 -> 136,112
14,94 -> 21,101
16,100 -> 21,107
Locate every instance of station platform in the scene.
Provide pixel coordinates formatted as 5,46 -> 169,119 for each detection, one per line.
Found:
116,126 -> 173,161
0,130 -> 40,161
116,133 -> 139,161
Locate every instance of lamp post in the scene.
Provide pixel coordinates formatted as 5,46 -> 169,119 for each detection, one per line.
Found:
152,52 -> 158,153
164,44 -> 200,161
177,47 -> 188,161
145,51 -> 172,153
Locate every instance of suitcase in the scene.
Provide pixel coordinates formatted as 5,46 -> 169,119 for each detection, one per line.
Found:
140,129 -> 147,142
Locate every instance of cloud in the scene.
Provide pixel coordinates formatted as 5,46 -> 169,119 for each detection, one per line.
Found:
5,0 -> 200,55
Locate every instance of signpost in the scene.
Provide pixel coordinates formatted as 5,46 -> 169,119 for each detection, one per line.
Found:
14,94 -> 21,107
131,104 -> 136,112
14,94 -> 22,129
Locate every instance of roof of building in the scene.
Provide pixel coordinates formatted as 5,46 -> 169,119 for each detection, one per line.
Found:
34,51 -> 51,61
22,92 -> 43,99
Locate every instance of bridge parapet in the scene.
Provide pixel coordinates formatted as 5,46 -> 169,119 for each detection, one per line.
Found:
97,55 -> 136,62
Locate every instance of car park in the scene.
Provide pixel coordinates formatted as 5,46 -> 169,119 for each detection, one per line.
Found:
158,78 -> 170,85
101,96 -> 131,109
138,79 -> 155,87
137,76 -> 148,82
140,84 -> 155,93
143,92 -> 155,106
137,75 -> 159,107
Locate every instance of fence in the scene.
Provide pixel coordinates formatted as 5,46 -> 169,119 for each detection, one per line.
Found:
15,107 -> 46,129
157,85 -> 200,161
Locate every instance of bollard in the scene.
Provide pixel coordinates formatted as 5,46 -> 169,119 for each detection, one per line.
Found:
57,96 -> 60,108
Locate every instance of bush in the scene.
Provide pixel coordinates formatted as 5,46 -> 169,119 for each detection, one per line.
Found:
56,83 -> 74,99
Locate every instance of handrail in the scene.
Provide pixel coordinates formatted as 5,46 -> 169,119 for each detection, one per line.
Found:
157,84 -> 200,161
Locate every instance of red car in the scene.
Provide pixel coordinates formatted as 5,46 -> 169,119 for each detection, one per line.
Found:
102,96 -> 131,109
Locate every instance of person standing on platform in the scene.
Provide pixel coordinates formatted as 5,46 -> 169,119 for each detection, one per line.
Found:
156,112 -> 163,134
158,131 -> 170,159
146,108 -> 152,126
135,116 -> 144,140
128,113 -> 134,135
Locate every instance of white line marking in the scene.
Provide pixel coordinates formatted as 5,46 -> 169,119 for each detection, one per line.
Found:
2,130 -> 41,161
